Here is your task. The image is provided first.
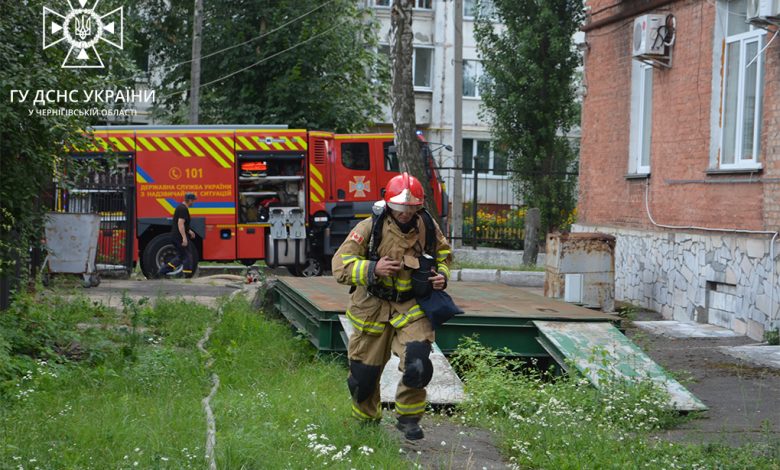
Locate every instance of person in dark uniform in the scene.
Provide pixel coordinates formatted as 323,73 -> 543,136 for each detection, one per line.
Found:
157,192 -> 197,277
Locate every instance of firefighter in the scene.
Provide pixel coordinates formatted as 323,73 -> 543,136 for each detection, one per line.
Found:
332,172 -> 452,440
157,192 -> 197,278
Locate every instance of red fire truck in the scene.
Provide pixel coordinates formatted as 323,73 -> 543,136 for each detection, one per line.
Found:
62,125 -> 447,278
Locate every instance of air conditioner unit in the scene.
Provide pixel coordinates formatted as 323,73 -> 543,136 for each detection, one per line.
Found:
747,0 -> 780,24
632,14 -> 666,57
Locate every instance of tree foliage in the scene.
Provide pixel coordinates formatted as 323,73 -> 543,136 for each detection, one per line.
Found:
0,0 -> 135,280
474,0 -> 584,235
139,0 -> 389,132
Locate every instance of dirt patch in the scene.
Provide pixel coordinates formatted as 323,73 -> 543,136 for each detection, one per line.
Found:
387,415 -> 507,470
63,276 -> 243,309
624,311 -> 780,448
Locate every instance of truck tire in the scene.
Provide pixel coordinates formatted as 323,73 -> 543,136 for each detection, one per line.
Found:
142,234 -> 199,279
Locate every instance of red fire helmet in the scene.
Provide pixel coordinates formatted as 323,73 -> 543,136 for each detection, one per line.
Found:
384,172 -> 424,212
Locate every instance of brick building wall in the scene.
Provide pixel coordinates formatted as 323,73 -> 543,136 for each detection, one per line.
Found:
576,0 -> 780,338
580,0 -> 774,231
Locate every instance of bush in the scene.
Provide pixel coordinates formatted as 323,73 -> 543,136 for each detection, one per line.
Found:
0,293 -> 114,396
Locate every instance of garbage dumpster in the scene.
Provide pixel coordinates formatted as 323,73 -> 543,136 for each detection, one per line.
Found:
42,212 -> 101,288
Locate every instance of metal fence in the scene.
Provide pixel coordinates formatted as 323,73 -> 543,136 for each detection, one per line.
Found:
53,157 -> 135,275
435,166 -> 525,250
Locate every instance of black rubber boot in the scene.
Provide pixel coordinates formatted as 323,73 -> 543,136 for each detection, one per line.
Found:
396,416 -> 424,440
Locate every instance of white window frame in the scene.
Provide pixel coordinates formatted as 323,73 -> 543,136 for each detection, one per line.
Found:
629,60 -> 653,175
373,0 -> 390,7
414,0 -> 432,9
717,2 -> 764,170
463,59 -> 484,98
413,46 -> 434,91
463,138 -> 509,179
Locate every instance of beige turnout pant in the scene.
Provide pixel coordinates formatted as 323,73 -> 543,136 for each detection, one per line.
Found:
347,299 -> 435,421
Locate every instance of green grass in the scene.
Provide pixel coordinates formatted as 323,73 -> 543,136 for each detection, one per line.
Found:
450,337 -> 780,470
0,293 -> 413,469
210,298 -> 409,468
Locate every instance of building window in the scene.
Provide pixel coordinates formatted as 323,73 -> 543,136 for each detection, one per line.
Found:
374,0 -> 390,7
463,139 -> 507,176
463,60 -> 484,98
377,45 -> 432,90
629,61 -> 653,174
464,0 -> 495,18
719,0 -> 764,169
341,142 -> 370,170
413,47 -> 433,89
415,0 -> 432,9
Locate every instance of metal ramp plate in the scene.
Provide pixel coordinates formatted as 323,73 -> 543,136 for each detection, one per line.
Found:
339,315 -> 466,405
534,321 -> 707,412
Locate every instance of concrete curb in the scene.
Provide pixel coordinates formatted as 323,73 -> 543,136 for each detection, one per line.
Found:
451,269 -> 544,288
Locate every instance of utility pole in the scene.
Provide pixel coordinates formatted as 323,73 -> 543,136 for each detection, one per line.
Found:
189,0 -> 203,124
452,0 -> 463,247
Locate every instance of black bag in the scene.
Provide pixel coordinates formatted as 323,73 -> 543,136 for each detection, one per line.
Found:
411,254 -> 436,298
418,290 -> 463,330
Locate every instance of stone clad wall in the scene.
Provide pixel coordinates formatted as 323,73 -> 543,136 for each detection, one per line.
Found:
573,224 -> 779,340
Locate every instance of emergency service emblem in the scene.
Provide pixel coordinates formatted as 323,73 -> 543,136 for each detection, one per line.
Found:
43,0 -> 124,69
349,176 -> 371,198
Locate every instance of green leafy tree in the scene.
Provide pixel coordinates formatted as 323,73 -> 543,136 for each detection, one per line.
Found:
139,0 -> 389,132
474,0 -> 584,237
0,0 -> 136,287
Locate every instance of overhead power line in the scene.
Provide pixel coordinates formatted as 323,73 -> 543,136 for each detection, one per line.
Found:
160,24 -> 341,101
163,0 -> 337,73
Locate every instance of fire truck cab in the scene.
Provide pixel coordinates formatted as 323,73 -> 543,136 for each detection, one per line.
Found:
62,125 -> 446,278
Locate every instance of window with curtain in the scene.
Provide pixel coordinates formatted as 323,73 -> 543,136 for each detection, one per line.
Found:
463,60 -> 483,97
629,60 -> 653,174
719,0 -> 764,169
413,47 -> 433,89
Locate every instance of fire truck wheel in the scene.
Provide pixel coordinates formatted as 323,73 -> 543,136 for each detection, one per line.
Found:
142,234 -> 200,279
292,257 -> 323,277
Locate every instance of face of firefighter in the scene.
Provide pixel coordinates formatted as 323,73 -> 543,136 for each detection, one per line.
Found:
390,207 -> 419,224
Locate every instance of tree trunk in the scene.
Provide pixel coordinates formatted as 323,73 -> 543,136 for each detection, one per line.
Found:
189,0 -> 203,124
390,0 -> 439,223
522,207 -> 540,266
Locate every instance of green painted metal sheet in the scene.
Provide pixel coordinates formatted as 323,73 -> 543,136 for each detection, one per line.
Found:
533,321 -> 708,412
270,277 -> 620,356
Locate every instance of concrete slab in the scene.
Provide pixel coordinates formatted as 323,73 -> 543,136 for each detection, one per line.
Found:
459,268 -> 499,283
719,345 -> 780,369
499,270 -> 544,287
633,320 -> 741,339
339,315 -> 466,405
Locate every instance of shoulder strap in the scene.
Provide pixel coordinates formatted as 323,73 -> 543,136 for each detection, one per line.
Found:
419,209 -> 437,255
367,210 -> 386,261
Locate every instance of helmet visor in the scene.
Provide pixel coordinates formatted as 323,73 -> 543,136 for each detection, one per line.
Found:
387,201 -> 422,213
